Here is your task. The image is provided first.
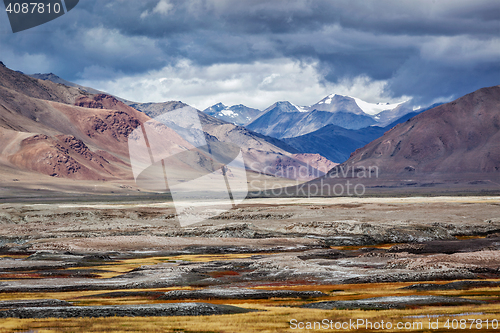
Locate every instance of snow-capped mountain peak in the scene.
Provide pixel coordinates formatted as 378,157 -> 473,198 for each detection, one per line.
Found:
205,102 -> 227,113
220,108 -> 237,117
318,93 -> 337,104
310,93 -> 409,117
290,102 -> 309,112
349,96 -> 405,116
202,103 -> 262,126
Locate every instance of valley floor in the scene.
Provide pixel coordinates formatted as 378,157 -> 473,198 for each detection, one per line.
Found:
0,196 -> 499,332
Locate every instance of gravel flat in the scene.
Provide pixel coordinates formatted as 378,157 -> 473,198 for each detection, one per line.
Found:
161,288 -> 327,300
403,280 -> 500,290
0,299 -> 71,309
0,302 -> 256,318
301,296 -> 484,310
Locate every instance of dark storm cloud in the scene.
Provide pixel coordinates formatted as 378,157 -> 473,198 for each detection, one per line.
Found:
0,0 -> 498,104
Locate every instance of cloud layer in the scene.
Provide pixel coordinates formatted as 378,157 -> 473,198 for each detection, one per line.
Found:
1,0 -> 498,109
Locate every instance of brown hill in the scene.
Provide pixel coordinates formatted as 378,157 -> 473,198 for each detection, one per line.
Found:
346,85 -> 500,174
9,134 -> 123,181
294,86 -> 500,196
0,62 -> 81,104
0,64 -> 188,187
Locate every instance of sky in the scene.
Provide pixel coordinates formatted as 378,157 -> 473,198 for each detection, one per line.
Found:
0,0 -> 499,110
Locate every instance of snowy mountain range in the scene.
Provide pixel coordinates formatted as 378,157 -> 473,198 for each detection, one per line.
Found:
203,103 -> 261,126
310,94 -> 404,116
206,94 -> 415,139
28,71 -> 421,163
30,72 -> 414,139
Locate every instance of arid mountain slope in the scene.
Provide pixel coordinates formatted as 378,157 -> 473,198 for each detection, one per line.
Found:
8,134 -> 125,180
0,64 -> 158,182
29,73 -> 105,96
0,62 -> 81,104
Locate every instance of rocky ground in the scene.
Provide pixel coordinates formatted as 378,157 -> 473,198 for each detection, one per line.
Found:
0,302 -> 255,319
0,196 -> 499,320
302,295 -> 485,310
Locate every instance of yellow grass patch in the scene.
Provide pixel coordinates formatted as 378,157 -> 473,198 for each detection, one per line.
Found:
63,253 -> 268,279
0,255 -> 29,259
455,235 -> 487,240
1,303 -> 500,332
2,252 -> 500,332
